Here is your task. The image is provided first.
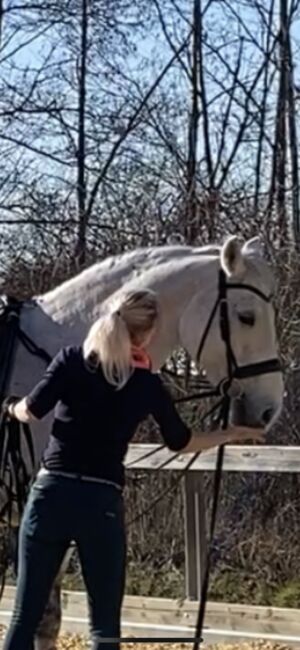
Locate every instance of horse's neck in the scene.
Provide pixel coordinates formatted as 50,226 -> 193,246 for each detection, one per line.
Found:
9,251 -> 218,466
21,252 -> 219,369
35,245 -> 218,319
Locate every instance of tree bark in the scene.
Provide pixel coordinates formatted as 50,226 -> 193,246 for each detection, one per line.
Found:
74,0 -> 88,266
286,20 -> 300,245
184,0 -> 200,244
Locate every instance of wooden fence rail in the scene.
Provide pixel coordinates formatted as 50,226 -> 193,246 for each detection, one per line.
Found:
1,588 -> 300,644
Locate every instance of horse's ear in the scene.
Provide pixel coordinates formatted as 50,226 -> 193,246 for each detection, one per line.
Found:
242,236 -> 264,257
221,236 -> 245,277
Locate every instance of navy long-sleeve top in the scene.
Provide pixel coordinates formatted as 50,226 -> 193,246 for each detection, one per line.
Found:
26,346 -> 191,487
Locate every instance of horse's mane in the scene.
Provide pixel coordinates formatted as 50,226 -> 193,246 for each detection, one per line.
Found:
38,244 -> 221,302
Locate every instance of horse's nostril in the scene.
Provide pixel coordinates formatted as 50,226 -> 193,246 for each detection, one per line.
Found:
262,408 -> 274,425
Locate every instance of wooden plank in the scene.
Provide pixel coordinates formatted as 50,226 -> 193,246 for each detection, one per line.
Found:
2,588 -> 300,636
128,446 -> 178,470
65,595 -> 300,637
188,446 -> 300,474
183,473 -> 207,600
125,444 -> 300,473
125,444 -> 155,467
125,444 -> 190,470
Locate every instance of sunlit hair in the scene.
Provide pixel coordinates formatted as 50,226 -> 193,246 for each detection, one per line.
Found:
83,289 -> 159,389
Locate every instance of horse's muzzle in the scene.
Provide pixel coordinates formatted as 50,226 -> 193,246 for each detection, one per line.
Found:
230,395 -> 278,428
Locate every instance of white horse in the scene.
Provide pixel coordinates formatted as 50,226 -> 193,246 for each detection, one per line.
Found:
3,235 -> 283,649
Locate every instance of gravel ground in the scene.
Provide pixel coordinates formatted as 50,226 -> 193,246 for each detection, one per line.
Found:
55,634 -> 296,650
0,627 -> 296,650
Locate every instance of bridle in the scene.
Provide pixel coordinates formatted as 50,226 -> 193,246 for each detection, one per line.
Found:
195,268 -> 281,396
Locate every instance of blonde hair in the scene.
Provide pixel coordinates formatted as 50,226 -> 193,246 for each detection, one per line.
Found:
83,289 -> 159,389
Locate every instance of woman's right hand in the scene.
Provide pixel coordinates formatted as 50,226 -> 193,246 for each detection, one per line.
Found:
225,425 -> 265,444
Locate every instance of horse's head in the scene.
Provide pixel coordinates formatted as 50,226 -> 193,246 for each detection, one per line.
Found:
180,236 -> 284,429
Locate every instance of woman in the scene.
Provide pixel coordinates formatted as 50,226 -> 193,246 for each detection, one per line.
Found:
3,289 -> 264,650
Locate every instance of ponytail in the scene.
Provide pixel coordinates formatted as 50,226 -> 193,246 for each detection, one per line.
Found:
83,312 -> 132,389
83,289 -> 159,389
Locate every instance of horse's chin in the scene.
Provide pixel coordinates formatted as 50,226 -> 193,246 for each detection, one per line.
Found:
230,396 -> 263,428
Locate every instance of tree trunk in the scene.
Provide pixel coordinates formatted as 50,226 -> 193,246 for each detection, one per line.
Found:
287,22 -> 300,246
276,0 -> 288,242
0,0 -> 4,47
74,0 -> 88,266
184,0 -> 200,244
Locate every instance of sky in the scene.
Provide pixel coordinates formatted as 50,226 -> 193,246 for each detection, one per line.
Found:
0,0 -> 300,244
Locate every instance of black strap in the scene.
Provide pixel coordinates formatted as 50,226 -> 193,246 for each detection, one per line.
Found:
196,296 -> 220,365
0,408 -> 36,597
234,358 -> 282,379
193,272 -> 234,649
218,270 -> 238,373
225,282 -> 272,303
192,397 -> 230,650
0,300 -> 21,402
0,295 -> 49,597
0,411 -> 35,523
17,328 -> 52,365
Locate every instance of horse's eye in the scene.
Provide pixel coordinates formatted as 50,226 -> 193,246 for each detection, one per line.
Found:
238,311 -> 255,327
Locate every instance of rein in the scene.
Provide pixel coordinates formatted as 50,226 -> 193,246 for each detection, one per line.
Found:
0,297 -> 38,595
0,298 -> 51,525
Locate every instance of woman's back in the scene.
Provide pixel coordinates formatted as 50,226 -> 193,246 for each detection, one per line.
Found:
26,346 -> 191,486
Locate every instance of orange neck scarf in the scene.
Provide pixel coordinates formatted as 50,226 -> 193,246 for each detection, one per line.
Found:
131,346 -> 152,370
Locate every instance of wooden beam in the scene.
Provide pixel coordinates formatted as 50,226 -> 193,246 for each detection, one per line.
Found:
125,444 -> 300,473
183,473 -> 207,600
1,588 -> 300,640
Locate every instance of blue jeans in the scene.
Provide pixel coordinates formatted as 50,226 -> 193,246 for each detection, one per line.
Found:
3,473 -> 126,650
